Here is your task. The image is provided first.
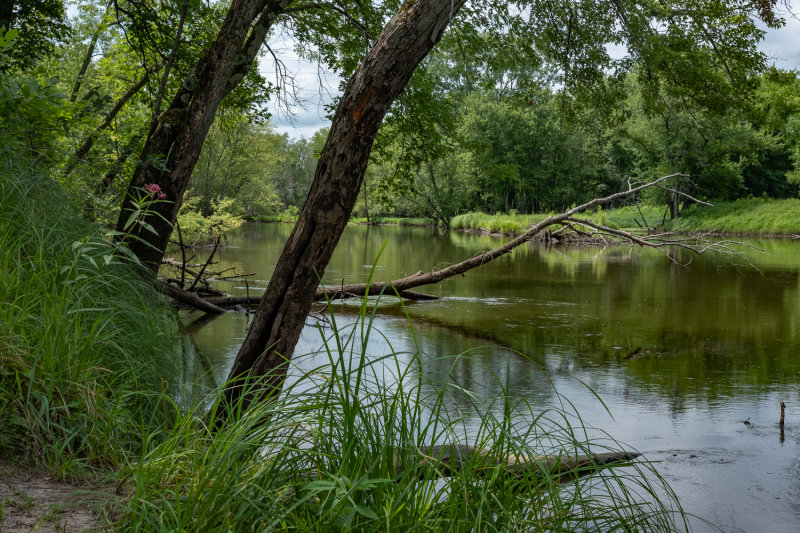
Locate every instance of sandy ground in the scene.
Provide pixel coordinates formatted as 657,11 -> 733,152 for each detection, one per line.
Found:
0,463 -> 114,532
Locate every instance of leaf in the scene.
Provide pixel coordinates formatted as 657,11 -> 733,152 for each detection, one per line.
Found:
139,221 -> 158,235
353,505 -> 378,520
123,210 -> 141,231
303,480 -> 335,492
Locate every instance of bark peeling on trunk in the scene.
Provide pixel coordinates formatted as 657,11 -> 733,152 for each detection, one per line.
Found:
225,0 -> 468,410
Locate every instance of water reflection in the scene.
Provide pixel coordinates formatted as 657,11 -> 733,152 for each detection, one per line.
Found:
183,223 -> 800,532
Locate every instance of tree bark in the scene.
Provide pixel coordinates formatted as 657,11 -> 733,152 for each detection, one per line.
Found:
115,0 -> 292,272
224,0 -> 468,410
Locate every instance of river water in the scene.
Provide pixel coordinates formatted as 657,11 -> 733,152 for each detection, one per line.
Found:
183,223 -> 800,532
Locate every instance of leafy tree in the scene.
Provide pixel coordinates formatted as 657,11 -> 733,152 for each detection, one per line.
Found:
0,0 -> 68,70
745,68 -> 800,196
187,111 -> 284,216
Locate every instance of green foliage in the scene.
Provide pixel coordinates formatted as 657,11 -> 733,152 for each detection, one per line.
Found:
0,29 -> 66,162
0,167 -> 179,474
0,0 -> 68,70
177,196 -> 244,246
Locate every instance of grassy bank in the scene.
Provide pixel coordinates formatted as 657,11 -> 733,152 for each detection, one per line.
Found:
450,205 -> 667,235
664,197 -> 800,235
429,199 -> 800,237
351,216 -> 436,227
0,170 -> 179,476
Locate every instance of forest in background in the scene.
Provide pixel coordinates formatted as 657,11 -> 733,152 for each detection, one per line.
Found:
3,0 -> 799,244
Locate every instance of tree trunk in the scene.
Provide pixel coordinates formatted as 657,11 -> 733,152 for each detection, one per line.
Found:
115,0 -> 292,272
224,0 -> 467,410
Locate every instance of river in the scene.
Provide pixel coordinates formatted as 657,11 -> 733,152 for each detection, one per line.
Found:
182,223 -> 800,532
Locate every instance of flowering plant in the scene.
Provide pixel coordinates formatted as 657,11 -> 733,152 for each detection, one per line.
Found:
143,183 -> 167,199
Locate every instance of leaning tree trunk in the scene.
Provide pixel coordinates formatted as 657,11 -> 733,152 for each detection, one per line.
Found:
115,0 -> 292,272
224,0 -> 468,411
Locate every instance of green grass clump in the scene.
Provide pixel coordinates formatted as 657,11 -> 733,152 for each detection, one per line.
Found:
0,170 -> 179,476
118,294 -> 688,532
665,197 -> 800,235
451,212 -> 551,234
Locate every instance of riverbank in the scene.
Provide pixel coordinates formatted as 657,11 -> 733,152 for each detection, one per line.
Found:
344,198 -> 800,238
1,174 -> 689,530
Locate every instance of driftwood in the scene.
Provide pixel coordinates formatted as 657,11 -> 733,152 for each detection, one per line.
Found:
396,444 -> 640,482
204,286 -> 439,309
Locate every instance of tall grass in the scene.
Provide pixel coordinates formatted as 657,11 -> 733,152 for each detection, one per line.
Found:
119,293 -> 689,531
451,212 -> 551,234
0,169 -> 179,476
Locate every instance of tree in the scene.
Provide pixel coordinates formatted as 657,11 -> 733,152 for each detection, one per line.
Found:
225,0 -> 470,410
115,0 -> 291,271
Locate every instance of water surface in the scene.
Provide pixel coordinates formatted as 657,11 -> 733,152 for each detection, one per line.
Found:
184,224 -> 800,532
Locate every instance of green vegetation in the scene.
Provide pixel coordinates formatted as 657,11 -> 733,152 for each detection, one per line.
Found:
665,197 -> 800,235
452,212 -> 552,234
3,1 -> 800,529
0,170 -> 179,476
351,216 -> 435,227
0,169 -> 689,528
450,205 -> 668,235
118,303 -> 688,531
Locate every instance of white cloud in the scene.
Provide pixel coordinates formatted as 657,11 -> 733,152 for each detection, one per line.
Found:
760,14 -> 800,70
258,32 -> 341,140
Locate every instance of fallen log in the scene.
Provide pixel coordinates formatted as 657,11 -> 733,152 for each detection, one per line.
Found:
158,281 -> 225,314
396,444 -> 640,482
204,287 -> 439,309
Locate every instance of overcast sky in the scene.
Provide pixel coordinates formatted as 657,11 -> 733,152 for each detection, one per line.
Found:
264,13 -> 800,140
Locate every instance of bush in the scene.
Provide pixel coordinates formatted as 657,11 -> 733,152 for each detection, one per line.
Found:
177,196 -> 244,246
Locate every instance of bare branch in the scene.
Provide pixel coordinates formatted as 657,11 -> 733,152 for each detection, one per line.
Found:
159,173 -> 757,313
654,185 -> 714,207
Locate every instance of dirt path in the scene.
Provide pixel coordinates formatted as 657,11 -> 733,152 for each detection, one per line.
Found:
0,463 -> 114,532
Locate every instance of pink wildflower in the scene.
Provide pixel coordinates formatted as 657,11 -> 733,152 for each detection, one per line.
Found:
144,183 -> 167,199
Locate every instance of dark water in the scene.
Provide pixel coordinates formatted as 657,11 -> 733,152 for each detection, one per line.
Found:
184,224 -> 800,532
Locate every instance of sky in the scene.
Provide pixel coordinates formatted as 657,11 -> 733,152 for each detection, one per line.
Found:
264,12 -> 800,140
